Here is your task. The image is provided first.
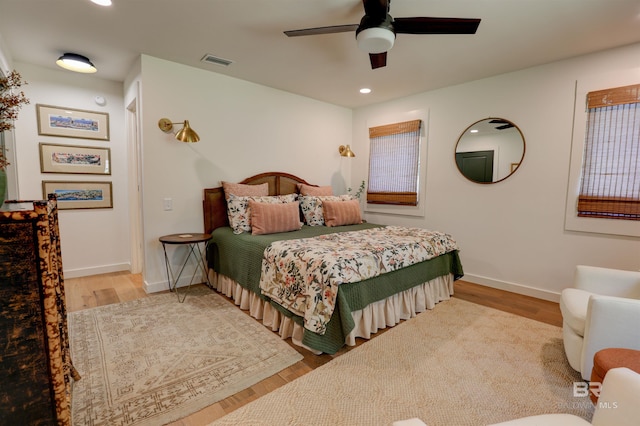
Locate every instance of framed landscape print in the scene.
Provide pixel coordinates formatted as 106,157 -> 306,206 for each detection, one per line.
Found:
39,143 -> 111,175
36,104 -> 110,140
42,181 -> 113,210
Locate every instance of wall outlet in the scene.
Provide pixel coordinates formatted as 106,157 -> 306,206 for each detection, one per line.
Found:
163,198 -> 172,211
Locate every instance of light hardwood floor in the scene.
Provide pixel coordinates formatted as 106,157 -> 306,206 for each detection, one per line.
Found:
65,272 -> 563,425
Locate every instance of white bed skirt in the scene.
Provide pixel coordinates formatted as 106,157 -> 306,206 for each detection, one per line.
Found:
207,270 -> 454,354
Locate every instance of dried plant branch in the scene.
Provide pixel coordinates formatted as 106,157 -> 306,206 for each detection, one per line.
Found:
347,180 -> 366,199
0,70 -> 30,169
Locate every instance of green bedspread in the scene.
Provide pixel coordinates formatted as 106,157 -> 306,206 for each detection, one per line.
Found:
207,224 -> 463,354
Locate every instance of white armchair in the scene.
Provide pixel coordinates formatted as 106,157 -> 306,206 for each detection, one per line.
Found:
488,367 -> 640,426
559,265 -> 640,380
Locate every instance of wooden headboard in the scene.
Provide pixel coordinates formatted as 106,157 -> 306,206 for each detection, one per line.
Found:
203,172 -> 315,234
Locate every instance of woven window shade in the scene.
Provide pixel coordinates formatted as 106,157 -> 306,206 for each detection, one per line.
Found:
367,120 -> 421,206
369,120 -> 422,138
578,84 -> 640,221
587,84 -> 640,109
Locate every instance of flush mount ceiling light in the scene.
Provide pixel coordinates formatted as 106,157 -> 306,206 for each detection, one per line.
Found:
158,118 -> 200,143
90,0 -> 112,5
56,53 -> 97,73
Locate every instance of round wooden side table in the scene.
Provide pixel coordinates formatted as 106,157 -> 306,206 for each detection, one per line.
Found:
159,233 -> 212,302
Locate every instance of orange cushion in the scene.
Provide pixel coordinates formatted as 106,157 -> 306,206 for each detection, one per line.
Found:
590,348 -> 640,403
298,184 -> 333,196
322,199 -> 362,227
592,348 -> 640,379
249,200 -> 301,235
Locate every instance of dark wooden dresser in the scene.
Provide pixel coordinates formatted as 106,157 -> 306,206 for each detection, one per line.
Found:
0,195 -> 78,425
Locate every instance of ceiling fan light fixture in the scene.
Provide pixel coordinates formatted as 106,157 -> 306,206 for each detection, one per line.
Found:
56,53 -> 97,73
356,27 -> 395,54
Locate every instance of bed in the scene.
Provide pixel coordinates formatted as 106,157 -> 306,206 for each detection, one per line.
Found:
203,172 -> 463,354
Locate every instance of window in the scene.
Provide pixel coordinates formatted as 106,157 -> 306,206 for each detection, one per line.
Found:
577,84 -> 640,221
367,119 -> 422,206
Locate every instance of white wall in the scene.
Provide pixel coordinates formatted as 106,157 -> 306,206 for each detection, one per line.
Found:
5,43 -> 639,301
10,62 -> 131,277
135,56 -> 353,292
352,43 -> 640,301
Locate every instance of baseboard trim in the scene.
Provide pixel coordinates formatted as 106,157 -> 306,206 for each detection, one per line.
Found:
64,263 -> 131,279
145,280 -> 168,294
144,274 -> 208,294
462,273 -> 561,303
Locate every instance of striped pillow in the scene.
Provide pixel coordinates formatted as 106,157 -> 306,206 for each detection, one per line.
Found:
300,195 -> 354,226
322,199 -> 362,227
227,194 -> 297,234
249,200 -> 302,235
298,184 -> 333,196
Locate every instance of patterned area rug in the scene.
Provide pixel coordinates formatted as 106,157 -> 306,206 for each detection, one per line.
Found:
68,286 -> 303,426
210,298 -> 594,426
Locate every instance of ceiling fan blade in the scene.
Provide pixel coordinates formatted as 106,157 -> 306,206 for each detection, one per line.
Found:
495,124 -> 514,130
369,52 -> 387,69
284,24 -> 359,37
393,17 -> 481,34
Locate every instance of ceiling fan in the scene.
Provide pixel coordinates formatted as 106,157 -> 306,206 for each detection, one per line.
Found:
489,119 -> 515,130
284,0 -> 481,69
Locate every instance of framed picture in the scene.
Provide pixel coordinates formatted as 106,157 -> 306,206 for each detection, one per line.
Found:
39,143 -> 111,175
36,104 -> 110,140
43,181 -> 113,210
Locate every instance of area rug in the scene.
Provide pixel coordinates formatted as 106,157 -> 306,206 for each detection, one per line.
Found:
68,286 -> 303,426
209,298 -> 594,426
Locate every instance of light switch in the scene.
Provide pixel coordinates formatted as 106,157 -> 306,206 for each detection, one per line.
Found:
163,198 -> 173,211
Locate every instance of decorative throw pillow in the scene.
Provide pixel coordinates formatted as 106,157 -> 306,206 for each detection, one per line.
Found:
222,181 -> 268,200
298,183 -> 333,196
323,199 -> 362,227
299,195 -> 355,226
249,200 -> 302,235
227,193 -> 298,234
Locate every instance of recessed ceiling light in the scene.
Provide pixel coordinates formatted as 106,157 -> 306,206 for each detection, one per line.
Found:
470,129 -> 479,133
360,88 -> 371,94
91,0 -> 112,5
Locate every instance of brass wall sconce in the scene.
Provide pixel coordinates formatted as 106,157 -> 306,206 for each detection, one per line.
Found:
338,145 -> 355,157
158,118 -> 200,143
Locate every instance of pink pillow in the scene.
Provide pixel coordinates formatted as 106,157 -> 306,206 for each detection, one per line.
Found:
298,183 -> 333,196
322,199 -> 362,227
222,181 -> 268,200
249,200 -> 302,235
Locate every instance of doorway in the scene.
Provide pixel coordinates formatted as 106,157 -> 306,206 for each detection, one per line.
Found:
126,93 -> 143,274
455,150 -> 494,183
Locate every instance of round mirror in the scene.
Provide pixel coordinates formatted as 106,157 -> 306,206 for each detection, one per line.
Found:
455,118 -> 525,184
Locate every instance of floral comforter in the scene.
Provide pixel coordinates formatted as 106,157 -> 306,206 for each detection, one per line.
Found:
259,226 -> 459,335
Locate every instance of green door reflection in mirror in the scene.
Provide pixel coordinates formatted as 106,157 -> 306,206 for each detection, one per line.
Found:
455,118 -> 525,184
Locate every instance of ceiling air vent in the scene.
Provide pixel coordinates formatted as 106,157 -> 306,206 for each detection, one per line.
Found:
201,54 -> 233,67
